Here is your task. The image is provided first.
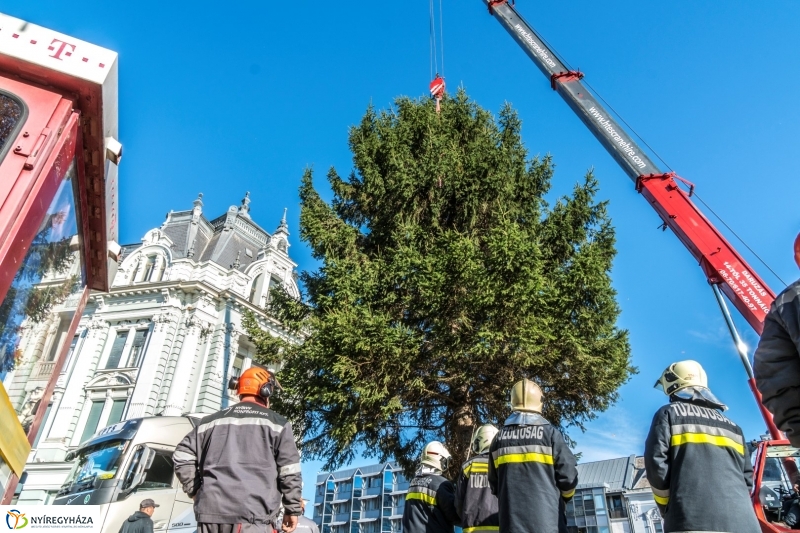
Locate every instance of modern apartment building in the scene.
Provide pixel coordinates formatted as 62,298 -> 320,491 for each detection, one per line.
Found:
567,455 -> 663,533
314,462 -> 409,533
316,455 -> 663,533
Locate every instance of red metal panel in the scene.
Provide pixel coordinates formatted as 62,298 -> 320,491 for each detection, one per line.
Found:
637,174 -> 775,334
0,74 -> 67,242
0,112 -> 79,304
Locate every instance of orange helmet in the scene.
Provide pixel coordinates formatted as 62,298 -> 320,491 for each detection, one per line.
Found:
228,366 -> 276,399
794,232 -> 800,269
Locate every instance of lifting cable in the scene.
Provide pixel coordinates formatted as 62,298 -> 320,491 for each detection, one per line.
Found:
511,8 -> 788,289
428,0 -> 446,112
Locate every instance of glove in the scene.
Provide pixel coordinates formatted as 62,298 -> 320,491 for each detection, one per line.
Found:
786,509 -> 798,527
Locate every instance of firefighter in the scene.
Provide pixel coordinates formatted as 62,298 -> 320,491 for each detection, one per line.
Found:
402,441 -> 460,533
174,367 -> 302,533
487,379 -> 578,533
754,232 -> 800,446
645,360 -> 760,533
455,424 -> 499,533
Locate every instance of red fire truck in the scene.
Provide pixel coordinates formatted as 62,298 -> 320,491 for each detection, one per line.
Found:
0,12 -> 119,503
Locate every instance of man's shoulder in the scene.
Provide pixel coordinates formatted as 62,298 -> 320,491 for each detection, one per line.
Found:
774,279 -> 800,310
225,403 -> 289,423
197,403 -> 290,432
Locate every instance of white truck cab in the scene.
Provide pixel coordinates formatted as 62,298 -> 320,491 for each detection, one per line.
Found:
53,416 -> 199,533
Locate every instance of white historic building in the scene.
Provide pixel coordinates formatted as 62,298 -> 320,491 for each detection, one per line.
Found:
2,192 -> 302,504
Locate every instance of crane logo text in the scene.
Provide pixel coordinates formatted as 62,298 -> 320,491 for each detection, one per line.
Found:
587,107 -> 647,170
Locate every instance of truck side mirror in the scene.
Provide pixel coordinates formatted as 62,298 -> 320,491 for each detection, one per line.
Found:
121,446 -> 154,496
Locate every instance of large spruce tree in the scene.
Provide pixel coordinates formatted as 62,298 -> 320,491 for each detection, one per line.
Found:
244,89 -> 633,473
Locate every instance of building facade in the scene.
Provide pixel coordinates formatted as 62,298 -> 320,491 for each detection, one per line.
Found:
3,193 -> 301,504
567,455 -> 663,533
315,455 -> 663,533
314,462 -> 409,533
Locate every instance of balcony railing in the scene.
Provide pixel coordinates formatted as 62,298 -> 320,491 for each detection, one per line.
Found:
32,361 -> 56,379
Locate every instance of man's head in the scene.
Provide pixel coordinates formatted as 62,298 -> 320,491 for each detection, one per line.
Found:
228,366 -> 277,406
794,232 -> 800,269
140,498 -> 159,516
510,378 -> 543,413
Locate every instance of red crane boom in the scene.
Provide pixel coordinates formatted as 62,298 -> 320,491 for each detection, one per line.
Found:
479,0 -> 781,438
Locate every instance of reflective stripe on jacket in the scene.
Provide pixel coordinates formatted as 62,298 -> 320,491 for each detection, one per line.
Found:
487,414 -> 577,533
754,280 -> 800,446
173,402 -> 303,524
402,471 -> 460,533
455,455 -> 499,533
644,400 -> 760,533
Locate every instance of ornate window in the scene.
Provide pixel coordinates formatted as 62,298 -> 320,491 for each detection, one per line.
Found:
142,255 -> 156,281
125,329 -> 149,367
249,273 -> 263,304
105,331 -> 128,369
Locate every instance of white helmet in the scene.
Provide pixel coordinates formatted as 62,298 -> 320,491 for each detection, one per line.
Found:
421,441 -> 452,471
511,378 -> 543,413
654,360 -> 708,396
471,424 -> 499,455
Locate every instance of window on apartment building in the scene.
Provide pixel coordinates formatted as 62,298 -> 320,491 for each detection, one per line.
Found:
125,329 -> 149,367
605,494 -> 626,519
582,492 -> 595,513
361,523 -> 378,533
106,399 -> 127,427
334,502 -> 350,515
363,498 -> 380,512
380,519 -> 400,533
105,330 -> 128,369
79,400 -> 105,444
653,522 -> 663,533
366,476 -> 381,489
391,495 -> 403,515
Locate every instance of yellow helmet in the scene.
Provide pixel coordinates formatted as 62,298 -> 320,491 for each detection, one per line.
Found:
510,378 -> 543,413
471,424 -> 499,454
654,360 -> 708,396
421,441 -> 451,471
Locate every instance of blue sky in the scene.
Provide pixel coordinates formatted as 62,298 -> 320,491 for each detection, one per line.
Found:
7,0 -> 800,506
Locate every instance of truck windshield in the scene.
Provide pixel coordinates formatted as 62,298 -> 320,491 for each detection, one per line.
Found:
59,440 -> 129,494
